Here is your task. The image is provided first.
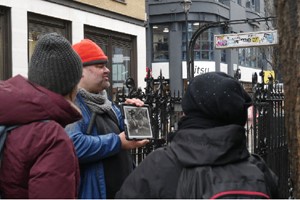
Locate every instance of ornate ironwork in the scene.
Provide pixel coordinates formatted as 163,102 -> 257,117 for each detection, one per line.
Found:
115,69 -> 182,164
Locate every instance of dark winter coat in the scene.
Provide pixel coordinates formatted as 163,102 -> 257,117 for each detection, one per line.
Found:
115,124 -> 279,199
0,75 -> 81,199
65,93 -> 132,199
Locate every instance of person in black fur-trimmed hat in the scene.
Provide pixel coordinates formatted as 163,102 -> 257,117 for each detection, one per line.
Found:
181,71 -> 252,127
115,72 -> 278,199
0,33 -> 82,198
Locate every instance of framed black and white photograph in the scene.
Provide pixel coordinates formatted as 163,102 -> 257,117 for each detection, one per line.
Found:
120,104 -> 153,140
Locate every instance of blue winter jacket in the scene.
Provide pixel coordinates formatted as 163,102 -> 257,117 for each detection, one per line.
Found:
65,93 -> 123,199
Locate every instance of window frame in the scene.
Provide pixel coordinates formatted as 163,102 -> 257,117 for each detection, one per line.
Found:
112,0 -> 126,4
152,24 -> 170,62
27,12 -> 72,63
84,25 -> 137,99
0,6 -> 12,80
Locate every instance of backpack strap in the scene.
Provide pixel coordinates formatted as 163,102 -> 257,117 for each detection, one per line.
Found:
0,120 -> 49,166
0,125 -> 20,166
166,148 -> 186,197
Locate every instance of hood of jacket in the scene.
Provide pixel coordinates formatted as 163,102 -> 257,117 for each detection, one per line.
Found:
0,75 -> 81,126
170,124 -> 250,167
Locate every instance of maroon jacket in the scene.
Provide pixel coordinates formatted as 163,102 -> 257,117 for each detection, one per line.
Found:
0,75 -> 81,199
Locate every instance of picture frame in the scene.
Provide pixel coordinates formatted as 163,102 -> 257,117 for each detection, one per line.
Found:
120,103 -> 153,140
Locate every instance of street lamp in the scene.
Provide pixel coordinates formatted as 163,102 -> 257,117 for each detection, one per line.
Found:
181,0 -> 192,81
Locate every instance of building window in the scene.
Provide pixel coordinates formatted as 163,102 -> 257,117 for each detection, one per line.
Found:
254,0 -> 260,12
246,0 -> 260,12
28,13 -> 72,63
182,22 -> 192,61
221,50 -> 226,62
0,6 -> 11,80
152,24 -> 169,62
84,25 -> 137,99
220,27 -> 226,62
237,0 -> 242,5
184,22 -> 215,61
238,47 -> 264,68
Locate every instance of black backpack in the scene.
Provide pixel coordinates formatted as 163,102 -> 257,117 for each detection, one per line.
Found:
175,154 -> 277,199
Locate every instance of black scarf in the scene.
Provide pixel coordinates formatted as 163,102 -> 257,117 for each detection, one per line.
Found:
178,113 -> 228,129
168,113 -> 227,142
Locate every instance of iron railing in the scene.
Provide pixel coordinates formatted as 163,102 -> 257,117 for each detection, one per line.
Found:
115,71 -> 290,198
246,72 -> 290,198
115,70 -> 182,164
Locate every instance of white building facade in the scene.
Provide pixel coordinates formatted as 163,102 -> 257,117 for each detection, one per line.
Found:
0,0 -> 147,97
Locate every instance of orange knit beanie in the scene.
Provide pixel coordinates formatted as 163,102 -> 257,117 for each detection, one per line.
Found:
73,39 -> 108,66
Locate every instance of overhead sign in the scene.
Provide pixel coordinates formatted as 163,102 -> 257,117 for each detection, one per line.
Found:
214,30 -> 278,49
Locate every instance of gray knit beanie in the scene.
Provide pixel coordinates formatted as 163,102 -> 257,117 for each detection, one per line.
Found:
28,33 -> 82,96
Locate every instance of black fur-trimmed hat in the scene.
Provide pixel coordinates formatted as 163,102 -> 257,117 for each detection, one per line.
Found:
181,72 -> 252,126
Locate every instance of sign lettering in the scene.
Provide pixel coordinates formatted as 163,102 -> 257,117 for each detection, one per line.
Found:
215,30 -> 278,49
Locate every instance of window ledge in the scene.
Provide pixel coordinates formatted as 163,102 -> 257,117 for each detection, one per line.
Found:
112,0 -> 127,5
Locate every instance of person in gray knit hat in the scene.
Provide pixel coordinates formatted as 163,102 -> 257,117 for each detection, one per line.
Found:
0,33 -> 82,198
28,32 -> 82,95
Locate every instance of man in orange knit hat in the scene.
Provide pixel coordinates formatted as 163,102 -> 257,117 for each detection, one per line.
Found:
65,39 -> 149,199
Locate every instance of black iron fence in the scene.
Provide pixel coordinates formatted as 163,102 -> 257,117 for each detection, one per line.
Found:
115,71 -> 290,198
246,72 -> 290,198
